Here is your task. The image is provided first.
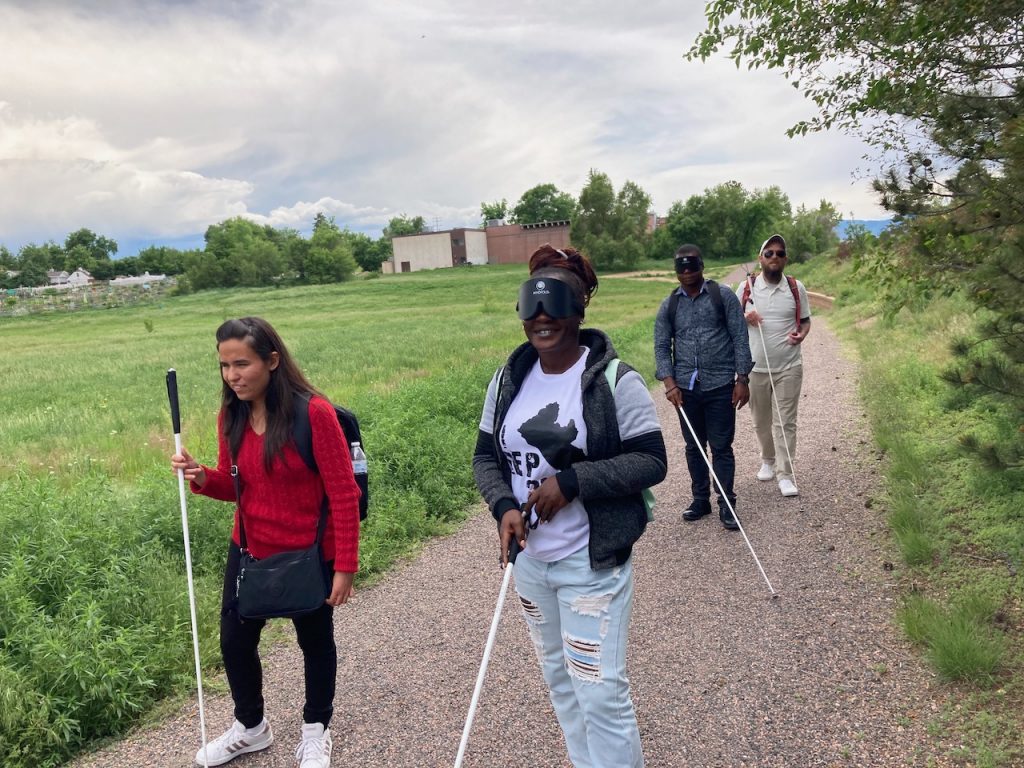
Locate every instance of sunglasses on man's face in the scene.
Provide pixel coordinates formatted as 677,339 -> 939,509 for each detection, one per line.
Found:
763,249 -> 787,258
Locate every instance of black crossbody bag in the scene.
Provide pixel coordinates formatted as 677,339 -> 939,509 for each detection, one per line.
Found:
231,463 -> 331,620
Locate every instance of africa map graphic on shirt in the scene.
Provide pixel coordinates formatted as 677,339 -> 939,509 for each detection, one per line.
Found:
517,402 -> 586,470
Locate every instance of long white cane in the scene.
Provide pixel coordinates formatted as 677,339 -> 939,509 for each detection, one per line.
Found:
676,403 -> 776,595
453,535 -> 523,767
166,369 -> 210,767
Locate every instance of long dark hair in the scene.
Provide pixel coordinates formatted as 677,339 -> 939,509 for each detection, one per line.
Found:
216,317 -> 321,471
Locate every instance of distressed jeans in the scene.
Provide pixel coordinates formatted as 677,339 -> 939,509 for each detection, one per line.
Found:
513,546 -> 644,768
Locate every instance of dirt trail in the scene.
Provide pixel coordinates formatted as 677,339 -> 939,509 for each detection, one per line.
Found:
73,272 -> 951,767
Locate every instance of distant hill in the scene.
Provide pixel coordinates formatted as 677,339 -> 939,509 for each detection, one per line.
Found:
836,219 -> 892,238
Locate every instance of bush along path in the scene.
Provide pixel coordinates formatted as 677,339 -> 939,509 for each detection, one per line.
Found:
73,315 -> 955,767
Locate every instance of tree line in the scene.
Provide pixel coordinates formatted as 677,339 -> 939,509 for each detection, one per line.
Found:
0,213 -> 404,292
484,172 -> 841,271
2,176 -> 842,294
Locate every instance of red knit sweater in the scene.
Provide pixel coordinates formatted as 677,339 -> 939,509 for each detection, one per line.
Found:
192,396 -> 360,572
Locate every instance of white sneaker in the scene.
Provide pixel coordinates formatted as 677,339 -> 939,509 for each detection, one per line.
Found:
295,722 -> 333,768
778,477 -> 799,497
195,719 -> 273,766
756,461 -> 776,481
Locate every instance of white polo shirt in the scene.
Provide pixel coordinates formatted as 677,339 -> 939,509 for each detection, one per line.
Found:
737,274 -> 811,373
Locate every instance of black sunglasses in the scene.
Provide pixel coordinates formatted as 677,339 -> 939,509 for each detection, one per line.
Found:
763,249 -> 787,258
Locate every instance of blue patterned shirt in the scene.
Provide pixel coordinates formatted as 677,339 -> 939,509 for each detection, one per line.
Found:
654,280 -> 753,391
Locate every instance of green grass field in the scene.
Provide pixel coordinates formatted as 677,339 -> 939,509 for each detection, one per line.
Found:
0,264 -> 676,766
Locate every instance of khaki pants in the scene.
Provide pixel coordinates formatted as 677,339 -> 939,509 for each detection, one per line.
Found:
749,366 -> 802,480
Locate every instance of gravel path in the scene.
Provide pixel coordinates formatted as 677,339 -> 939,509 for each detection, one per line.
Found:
74,285 -> 953,767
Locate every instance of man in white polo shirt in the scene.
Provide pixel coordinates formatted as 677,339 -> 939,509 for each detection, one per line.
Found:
737,234 -> 811,497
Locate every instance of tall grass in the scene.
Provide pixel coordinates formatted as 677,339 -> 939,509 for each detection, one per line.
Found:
900,593 -> 1005,684
788,256 -> 1023,766
0,265 -> 670,766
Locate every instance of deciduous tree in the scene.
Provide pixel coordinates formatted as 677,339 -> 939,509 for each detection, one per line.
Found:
653,181 -> 791,262
306,214 -> 357,284
781,201 -> 840,262
511,183 -> 576,224
62,228 -> 118,279
194,217 -> 286,288
572,171 -> 651,269
14,242 -> 62,287
480,199 -> 508,224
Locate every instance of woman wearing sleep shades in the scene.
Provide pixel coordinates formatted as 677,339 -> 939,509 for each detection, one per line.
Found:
472,244 -> 667,767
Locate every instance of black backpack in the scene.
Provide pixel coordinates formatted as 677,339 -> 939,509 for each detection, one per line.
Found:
292,394 -> 369,521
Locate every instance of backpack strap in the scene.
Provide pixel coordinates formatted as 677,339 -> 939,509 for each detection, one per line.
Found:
786,275 -> 802,328
706,280 -> 724,322
604,358 -> 621,390
292,393 -> 317,473
741,273 -> 802,330
602,358 -> 656,522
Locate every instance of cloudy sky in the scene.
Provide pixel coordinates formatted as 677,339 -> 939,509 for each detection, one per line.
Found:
0,0 -> 888,255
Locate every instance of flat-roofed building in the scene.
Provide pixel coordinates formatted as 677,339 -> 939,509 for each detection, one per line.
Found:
387,228 -> 488,273
484,220 -> 571,265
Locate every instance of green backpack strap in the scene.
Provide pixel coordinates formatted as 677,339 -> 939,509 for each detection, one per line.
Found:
604,357 -> 620,390
603,358 -> 656,522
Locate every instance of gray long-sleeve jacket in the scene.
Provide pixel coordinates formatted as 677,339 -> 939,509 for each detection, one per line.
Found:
473,329 -> 667,570
654,280 -> 754,391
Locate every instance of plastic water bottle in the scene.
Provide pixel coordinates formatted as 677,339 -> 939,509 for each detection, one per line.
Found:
351,442 -> 368,476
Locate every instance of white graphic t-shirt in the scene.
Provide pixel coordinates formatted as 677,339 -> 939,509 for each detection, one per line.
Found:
499,350 -> 590,563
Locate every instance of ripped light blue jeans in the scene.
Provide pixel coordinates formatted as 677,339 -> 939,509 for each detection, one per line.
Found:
513,546 -> 643,768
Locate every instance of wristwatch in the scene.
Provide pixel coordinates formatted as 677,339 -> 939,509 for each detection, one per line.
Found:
736,374 -> 749,385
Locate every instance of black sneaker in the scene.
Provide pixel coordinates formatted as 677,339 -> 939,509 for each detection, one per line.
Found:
719,507 -> 740,530
682,499 -> 712,521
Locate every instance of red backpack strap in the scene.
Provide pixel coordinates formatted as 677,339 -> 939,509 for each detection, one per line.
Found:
741,274 -> 755,309
786,275 -> 801,329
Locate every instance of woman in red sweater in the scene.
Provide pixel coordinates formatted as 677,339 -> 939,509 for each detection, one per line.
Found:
171,317 -> 360,768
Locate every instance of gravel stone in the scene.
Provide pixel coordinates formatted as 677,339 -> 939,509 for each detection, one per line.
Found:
71,296 -> 953,768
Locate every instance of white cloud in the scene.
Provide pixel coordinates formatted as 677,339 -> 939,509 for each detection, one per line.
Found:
0,1 -> 889,252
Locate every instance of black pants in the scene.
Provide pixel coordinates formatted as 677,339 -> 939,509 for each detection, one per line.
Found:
220,542 -> 337,728
676,383 -> 737,507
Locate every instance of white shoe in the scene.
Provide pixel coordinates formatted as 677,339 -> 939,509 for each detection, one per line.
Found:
295,723 -> 333,768
195,719 -> 273,766
778,477 -> 799,497
756,461 -> 776,481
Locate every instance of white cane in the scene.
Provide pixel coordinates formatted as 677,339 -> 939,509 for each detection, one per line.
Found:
453,535 -> 523,767
166,369 -> 210,767
676,403 -> 776,595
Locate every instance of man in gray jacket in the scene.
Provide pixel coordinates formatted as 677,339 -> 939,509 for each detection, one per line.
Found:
654,244 -> 754,530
